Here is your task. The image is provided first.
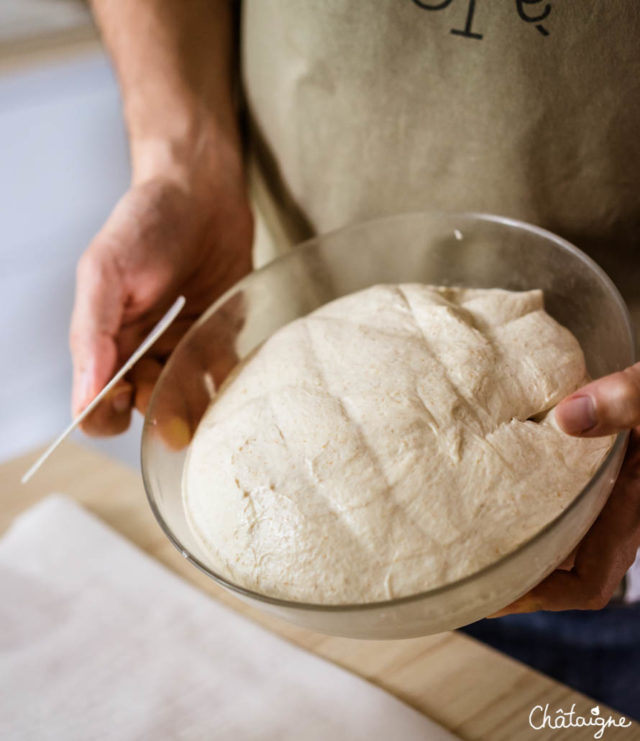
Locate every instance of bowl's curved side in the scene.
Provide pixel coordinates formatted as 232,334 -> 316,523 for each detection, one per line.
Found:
141,211 -> 635,639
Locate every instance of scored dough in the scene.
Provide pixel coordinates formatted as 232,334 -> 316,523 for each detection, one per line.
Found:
183,285 -> 613,604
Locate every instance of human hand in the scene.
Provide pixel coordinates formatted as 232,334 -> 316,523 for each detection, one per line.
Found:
492,363 -> 640,615
70,143 -> 253,437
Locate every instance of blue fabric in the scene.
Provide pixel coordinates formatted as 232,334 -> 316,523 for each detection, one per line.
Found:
460,604 -> 640,721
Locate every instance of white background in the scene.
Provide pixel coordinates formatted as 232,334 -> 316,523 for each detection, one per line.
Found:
1,50 -> 143,468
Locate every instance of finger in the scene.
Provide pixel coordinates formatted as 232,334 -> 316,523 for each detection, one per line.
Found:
555,362 -> 640,436
78,380 -> 134,437
130,354 -> 194,450
141,292 -> 247,451
70,246 -> 125,418
148,341 -> 212,451
116,316 -> 197,361
130,356 -> 163,415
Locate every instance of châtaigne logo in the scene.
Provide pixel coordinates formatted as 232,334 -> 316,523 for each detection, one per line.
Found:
529,704 -> 633,738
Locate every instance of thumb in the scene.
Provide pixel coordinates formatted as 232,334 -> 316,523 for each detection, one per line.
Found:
70,248 -> 125,416
555,362 -> 640,437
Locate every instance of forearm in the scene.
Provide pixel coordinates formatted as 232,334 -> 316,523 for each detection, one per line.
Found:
90,0 -> 242,186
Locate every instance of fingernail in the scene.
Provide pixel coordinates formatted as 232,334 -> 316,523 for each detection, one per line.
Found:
557,395 -> 597,434
160,416 -> 191,450
112,390 -> 131,414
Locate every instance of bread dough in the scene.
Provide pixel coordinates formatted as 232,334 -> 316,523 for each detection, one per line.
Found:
183,285 -> 613,604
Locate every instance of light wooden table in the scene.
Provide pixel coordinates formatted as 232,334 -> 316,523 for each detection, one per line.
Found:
2,442 -> 636,740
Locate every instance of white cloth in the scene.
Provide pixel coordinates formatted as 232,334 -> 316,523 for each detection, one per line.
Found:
0,495 -> 457,741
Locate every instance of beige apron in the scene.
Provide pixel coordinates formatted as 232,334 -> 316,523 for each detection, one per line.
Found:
242,0 -> 640,324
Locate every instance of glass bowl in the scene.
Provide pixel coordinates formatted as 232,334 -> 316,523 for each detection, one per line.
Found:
141,212 -> 634,639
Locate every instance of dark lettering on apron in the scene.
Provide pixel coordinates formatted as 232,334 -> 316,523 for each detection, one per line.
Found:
411,0 -> 552,38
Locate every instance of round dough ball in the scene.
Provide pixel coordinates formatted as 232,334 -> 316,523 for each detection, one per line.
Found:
183,285 -> 612,604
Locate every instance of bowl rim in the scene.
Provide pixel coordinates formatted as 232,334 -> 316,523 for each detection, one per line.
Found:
141,210 -> 636,613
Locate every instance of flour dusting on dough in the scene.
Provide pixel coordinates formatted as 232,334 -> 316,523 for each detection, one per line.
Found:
183,285 -> 613,604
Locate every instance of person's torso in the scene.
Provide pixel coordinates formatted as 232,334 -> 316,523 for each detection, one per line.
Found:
242,0 -> 640,310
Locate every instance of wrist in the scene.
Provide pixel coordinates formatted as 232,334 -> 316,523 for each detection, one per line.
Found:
130,115 -> 245,197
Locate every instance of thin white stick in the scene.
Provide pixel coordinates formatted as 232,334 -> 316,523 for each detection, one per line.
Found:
21,295 -> 186,484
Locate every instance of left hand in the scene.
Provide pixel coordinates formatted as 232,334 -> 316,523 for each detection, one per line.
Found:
491,362 -> 640,615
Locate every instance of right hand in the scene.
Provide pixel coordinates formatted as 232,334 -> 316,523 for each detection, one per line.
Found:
70,151 -> 253,437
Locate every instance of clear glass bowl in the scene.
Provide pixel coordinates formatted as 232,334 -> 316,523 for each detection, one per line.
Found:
141,212 -> 634,639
